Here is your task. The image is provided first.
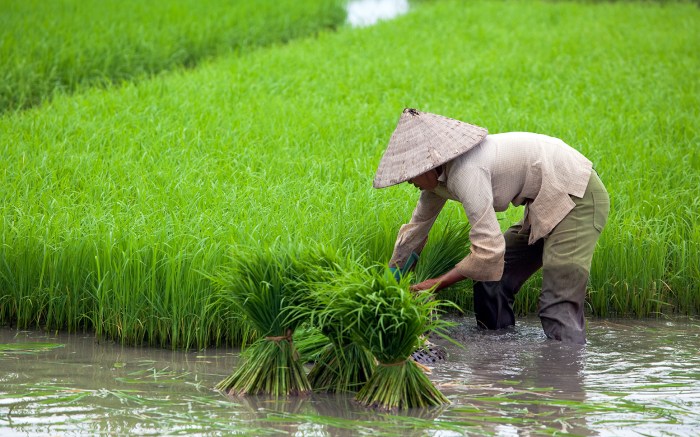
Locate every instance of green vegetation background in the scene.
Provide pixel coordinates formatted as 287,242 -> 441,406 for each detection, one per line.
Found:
0,0 -> 698,349
0,0 -> 345,112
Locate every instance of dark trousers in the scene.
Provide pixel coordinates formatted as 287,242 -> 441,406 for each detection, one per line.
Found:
474,171 -> 609,344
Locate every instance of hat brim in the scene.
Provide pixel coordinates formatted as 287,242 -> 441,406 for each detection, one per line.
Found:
373,108 -> 488,188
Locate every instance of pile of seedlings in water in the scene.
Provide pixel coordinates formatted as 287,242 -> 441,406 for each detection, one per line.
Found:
211,249 -> 314,396
328,268 -> 455,410
305,280 -> 376,393
213,248 -> 456,410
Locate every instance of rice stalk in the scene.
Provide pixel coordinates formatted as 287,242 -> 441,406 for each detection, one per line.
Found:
215,330 -> 310,396
293,324 -> 330,363
211,247 -> 313,396
355,359 -> 449,410
307,341 -> 375,394
326,266 -> 455,409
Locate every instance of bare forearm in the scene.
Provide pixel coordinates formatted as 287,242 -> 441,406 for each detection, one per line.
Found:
410,267 -> 467,292
434,268 -> 467,291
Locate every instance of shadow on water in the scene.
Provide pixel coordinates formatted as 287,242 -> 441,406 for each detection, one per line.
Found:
1,317 -> 699,435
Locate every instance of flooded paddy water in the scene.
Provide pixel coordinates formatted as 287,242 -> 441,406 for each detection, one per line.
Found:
346,0 -> 409,27
1,317 -> 699,436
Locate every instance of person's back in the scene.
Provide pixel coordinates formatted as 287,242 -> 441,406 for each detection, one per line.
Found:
446,132 -> 593,243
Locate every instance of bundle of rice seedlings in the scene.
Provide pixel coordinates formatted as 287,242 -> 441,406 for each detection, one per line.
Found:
414,221 -> 472,313
329,267 -> 456,410
211,249 -> 313,396
293,324 -> 331,363
414,221 -> 471,283
307,340 -> 375,393
305,308 -> 375,393
289,250 -> 376,393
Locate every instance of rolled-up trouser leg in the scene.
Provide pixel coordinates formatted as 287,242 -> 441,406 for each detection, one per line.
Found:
539,171 -> 609,344
474,224 -> 544,330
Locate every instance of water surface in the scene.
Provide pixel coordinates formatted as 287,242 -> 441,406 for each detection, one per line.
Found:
1,317 -> 699,436
346,0 -> 410,27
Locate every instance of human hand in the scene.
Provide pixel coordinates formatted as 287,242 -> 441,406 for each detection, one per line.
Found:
410,269 -> 467,293
410,277 -> 442,293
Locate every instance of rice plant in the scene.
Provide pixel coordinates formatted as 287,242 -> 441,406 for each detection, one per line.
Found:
0,0 -> 698,349
293,325 -> 332,364
325,267 -> 455,410
306,286 -> 376,394
0,0 -> 346,112
210,248 -> 314,396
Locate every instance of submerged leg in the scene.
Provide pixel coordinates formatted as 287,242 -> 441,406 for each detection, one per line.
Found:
474,224 -> 543,330
539,172 -> 609,344
539,263 -> 590,344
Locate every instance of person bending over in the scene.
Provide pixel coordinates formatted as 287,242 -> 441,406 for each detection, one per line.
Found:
374,108 -> 609,344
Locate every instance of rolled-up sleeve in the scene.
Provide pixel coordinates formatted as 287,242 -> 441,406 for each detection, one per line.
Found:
449,167 -> 505,281
390,190 -> 447,268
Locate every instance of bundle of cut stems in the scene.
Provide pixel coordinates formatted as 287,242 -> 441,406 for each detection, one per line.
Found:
294,325 -> 331,363
307,332 -> 375,393
212,250 -> 312,396
328,267 -> 455,410
302,250 -> 376,392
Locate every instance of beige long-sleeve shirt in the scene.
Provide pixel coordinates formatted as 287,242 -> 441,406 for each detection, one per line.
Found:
390,132 -> 592,281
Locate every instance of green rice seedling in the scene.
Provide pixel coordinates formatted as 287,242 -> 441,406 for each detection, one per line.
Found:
327,267 -> 455,410
307,340 -> 376,394
305,285 -> 376,393
0,0 -> 346,112
211,248 -> 314,396
413,219 -> 472,312
293,324 -> 331,363
277,247 -> 377,393
414,221 -> 470,284
0,342 -> 64,354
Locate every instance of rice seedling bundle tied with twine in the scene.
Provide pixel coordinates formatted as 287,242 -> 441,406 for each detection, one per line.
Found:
211,250 -> 313,397
329,268 -> 455,410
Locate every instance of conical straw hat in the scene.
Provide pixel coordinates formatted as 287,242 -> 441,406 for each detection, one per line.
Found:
373,108 -> 488,188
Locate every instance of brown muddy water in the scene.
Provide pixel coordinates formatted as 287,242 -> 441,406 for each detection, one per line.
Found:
1,317 -> 699,436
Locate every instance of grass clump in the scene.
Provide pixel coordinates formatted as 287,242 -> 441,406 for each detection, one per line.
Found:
211,248 -> 314,396
328,267 -> 454,410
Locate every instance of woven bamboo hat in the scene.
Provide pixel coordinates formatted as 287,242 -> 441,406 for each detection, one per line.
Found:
373,108 -> 488,188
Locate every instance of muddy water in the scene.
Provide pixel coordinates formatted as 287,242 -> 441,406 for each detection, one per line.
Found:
1,317 -> 699,436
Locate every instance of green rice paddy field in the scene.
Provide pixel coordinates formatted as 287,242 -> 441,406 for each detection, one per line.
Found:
0,0 -> 346,112
1,0 -> 698,349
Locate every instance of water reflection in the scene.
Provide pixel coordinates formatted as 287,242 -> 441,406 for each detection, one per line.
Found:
436,319 -> 591,435
346,0 -> 409,28
584,319 -> 700,435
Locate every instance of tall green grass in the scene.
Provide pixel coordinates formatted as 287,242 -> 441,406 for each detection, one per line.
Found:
0,0 -> 698,348
0,0 -> 345,112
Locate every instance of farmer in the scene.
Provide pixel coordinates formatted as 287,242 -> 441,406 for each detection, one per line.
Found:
374,108 -> 609,344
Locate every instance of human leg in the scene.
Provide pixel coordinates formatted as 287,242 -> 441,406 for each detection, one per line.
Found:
539,172 -> 609,344
474,223 -> 544,329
